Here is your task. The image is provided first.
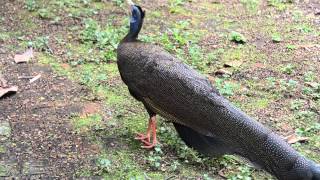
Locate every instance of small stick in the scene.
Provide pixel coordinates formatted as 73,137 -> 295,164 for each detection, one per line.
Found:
18,76 -> 35,79
29,74 -> 41,83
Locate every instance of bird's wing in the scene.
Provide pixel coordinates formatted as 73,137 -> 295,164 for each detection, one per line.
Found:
118,43 -> 269,139
121,44 -> 228,136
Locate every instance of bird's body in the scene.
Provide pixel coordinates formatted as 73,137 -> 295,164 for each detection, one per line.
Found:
118,41 -> 318,179
117,4 -> 320,179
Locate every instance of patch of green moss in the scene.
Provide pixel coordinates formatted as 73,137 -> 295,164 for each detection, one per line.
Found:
71,114 -> 103,133
222,45 -> 265,69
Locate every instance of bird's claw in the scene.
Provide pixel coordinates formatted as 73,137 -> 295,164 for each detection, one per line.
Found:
135,133 -> 150,143
135,116 -> 157,149
141,142 -> 157,149
135,133 -> 157,148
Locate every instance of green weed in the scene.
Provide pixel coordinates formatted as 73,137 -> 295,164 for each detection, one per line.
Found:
96,158 -> 112,173
37,8 -> 54,19
146,146 -> 163,170
296,123 -> 320,136
267,0 -> 291,11
290,99 -> 305,111
168,0 -> 188,14
286,44 -> 296,51
25,0 -> 38,11
215,78 -> 240,96
272,33 -> 282,43
292,10 -> 303,21
280,64 -> 295,75
80,18 -> 127,61
228,165 -> 253,180
112,0 -> 124,7
30,36 -> 51,52
71,114 -> 103,133
0,33 -> 10,42
304,72 -> 316,82
240,0 -> 260,11
230,31 -> 246,44
297,24 -> 313,33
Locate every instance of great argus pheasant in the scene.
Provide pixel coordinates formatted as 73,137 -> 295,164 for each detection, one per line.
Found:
116,3 -> 320,180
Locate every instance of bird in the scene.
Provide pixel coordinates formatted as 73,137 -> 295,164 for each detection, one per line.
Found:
116,2 -> 320,180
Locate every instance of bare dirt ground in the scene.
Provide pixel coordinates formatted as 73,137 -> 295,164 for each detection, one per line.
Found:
0,2 -> 104,178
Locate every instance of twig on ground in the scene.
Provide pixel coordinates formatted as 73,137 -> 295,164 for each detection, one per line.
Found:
29,74 -> 42,83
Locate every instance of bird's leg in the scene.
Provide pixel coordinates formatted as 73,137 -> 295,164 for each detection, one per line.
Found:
135,116 -> 153,143
135,115 -> 157,149
141,116 -> 157,149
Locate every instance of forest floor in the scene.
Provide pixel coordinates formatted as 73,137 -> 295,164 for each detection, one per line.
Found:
0,0 -> 319,179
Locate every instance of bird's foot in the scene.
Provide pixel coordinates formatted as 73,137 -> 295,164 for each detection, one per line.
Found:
135,133 -> 151,144
141,140 -> 157,149
134,115 -> 157,149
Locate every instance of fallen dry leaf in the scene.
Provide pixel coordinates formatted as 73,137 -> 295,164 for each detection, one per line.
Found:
224,60 -> 243,68
14,48 -> 34,63
0,86 -> 18,98
305,82 -> 319,88
285,134 -> 308,144
215,68 -> 232,76
29,74 -> 41,83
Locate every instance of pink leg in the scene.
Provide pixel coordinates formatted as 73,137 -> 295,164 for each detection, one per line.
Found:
135,116 -> 158,149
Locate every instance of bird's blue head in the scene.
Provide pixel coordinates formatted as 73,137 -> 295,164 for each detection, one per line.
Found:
126,5 -> 145,40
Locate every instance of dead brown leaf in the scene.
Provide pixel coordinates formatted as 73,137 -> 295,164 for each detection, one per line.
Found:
215,68 -> 232,76
305,82 -> 319,88
0,86 -> 18,98
14,48 -> 34,63
285,134 -> 309,144
224,60 -> 243,68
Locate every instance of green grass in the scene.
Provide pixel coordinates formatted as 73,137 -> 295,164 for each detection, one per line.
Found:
71,114 -> 103,133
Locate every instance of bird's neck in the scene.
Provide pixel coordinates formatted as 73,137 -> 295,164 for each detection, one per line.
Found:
122,18 -> 143,42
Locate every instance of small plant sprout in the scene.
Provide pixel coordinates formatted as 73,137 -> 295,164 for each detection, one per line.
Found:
272,33 -> 282,43
230,31 -> 247,44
